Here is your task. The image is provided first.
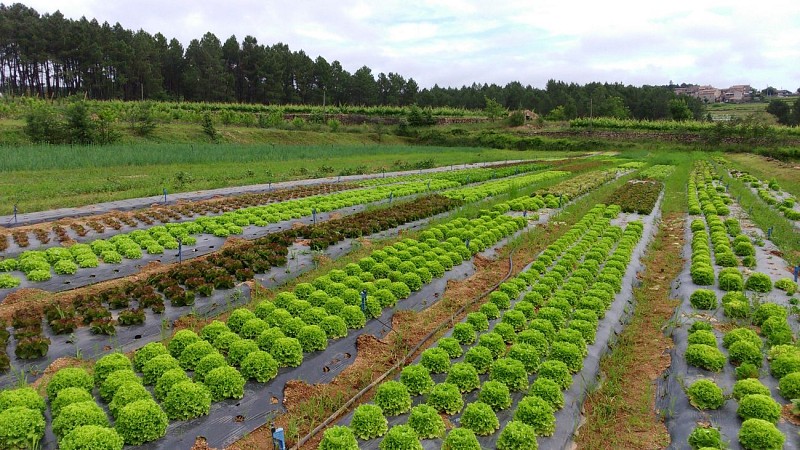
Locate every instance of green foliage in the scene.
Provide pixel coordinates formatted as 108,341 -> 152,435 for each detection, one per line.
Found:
685,344 -> 726,372
46,367 -> 93,400
529,377 -> 565,410
442,428 -> 481,450
497,420 -> 539,450
52,401 -> 109,438
745,273 -> 773,293
420,347 -> 451,374
168,329 -> 201,358
549,341 -> 583,373
407,404 -> 446,439
270,337 -> 304,367
0,387 -> 45,413
400,364 -> 434,396
733,379 -> 772,401
514,395 -> 556,436
378,424 -> 422,450
478,380 -> 512,411
193,353 -> 228,383
60,425 -> 124,450
427,382 -> 464,415
728,340 -> 763,367
142,354 -> 181,385
227,339 -> 260,367
464,346 -> 494,374
460,401 -> 500,436
204,366 -> 245,400
133,342 -> 169,371
154,368 -> 191,402
374,380 -> 411,416
114,399 -> 169,445
738,418 -> 785,450
445,362 -> 480,393
163,381 -> 212,420
688,426 -> 722,449
0,406 -> 46,449
737,394 -> 781,423
350,404 -> 388,440
689,289 -> 717,310
297,325 -> 328,352
318,425 -> 358,450
240,350 -> 278,382
99,370 -> 142,402
538,360 -> 572,389
50,387 -> 94,418
686,379 -> 725,410
490,358 -> 529,392
109,383 -> 152,419
179,340 -> 217,370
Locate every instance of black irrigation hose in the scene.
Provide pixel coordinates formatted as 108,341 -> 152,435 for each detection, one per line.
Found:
292,245 -> 519,449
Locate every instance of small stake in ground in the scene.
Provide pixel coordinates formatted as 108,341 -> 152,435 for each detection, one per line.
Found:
163,188 -> 167,204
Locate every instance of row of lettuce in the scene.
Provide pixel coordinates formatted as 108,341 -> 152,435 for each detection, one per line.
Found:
681,161 -> 798,450
320,204 -> 648,449
0,170 -> 567,288
732,168 -> 800,221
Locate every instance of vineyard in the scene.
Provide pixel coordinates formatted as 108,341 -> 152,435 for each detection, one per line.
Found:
1,150 -> 800,450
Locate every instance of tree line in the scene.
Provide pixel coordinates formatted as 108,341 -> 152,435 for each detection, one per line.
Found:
1,3 -> 704,120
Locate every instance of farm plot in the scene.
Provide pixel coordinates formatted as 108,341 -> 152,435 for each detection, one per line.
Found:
1,184 -> 564,450
326,191 -> 663,449
0,168 -> 571,381
659,161 -> 800,450
729,166 -> 800,225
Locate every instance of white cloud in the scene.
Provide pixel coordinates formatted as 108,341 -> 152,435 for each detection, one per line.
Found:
18,0 -> 800,90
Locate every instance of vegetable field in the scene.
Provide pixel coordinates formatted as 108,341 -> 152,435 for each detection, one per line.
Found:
2,150 -> 800,450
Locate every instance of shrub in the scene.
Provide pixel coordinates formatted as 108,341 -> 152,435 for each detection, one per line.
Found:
728,340 -> 763,367
240,350 -> 278,382
0,387 -> 45,413
114,399 -> 168,445
688,426 -> 722,449
745,273 -> 773,293
420,347 -> 451,374
179,340 -> 217,370
685,344 -> 725,372
163,381 -> 212,420
52,401 -> 109,438
464,345 -> 494,374
168,329 -> 201,358
733,378 -> 772,400
427,382 -> 464,414
529,377 -> 564,410
0,406 -> 46,449
378,424 -> 422,450
350,403 -> 387,439
686,379 -> 724,410
318,425 -> 358,450
60,425 -> 124,450
270,337 -> 304,367
374,380 -> 411,416
497,420 -> 538,450
133,342 -> 168,371
93,353 -> 132,386
689,289 -> 717,310
203,366 -> 245,400
737,394 -> 781,423
514,395 -> 556,436
538,360 -> 572,389
442,427 -> 481,450
407,403 -> 446,439
478,380 -> 512,411
490,358 -> 528,392
47,367 -> 93,400
446,362 -> 480,393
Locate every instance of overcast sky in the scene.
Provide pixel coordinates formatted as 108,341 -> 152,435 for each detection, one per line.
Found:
20,0 -> 800,91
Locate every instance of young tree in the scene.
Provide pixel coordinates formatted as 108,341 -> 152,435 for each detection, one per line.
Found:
485,96 -> 506,121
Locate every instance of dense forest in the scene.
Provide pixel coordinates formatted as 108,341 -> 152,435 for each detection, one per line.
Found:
0,3 -> 704,120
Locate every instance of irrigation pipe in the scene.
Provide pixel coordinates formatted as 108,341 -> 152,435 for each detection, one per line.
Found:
292,243 -> 520,449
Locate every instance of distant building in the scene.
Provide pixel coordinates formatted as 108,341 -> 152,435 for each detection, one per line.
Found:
674,84 -> 754,103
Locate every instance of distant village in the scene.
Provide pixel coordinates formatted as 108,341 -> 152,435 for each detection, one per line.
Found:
673,84 -> 798,103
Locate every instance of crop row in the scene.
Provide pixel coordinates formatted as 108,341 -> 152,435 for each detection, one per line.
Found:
1,194 -> 473,363
325,204 -> 647,449
0,179 -> 465,286
731,169 -> 800,221
534,168 -> 619,201
638,164 -> 676,180
440,171 -> 569,203
609,180 -> 662,214
356,162 -> 547,187
0,198 -> 538,447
